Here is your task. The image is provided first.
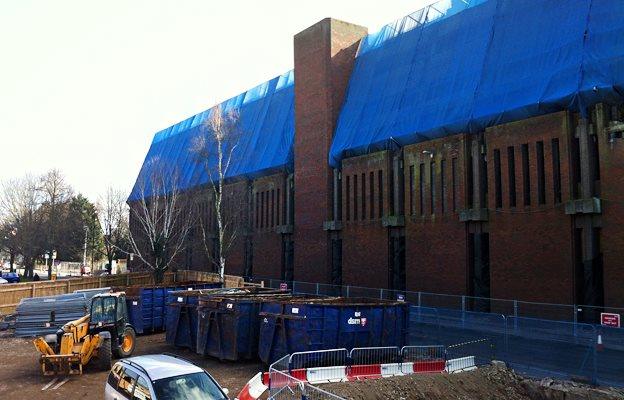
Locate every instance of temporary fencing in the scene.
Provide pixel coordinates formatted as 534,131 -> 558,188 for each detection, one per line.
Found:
266,342 -> 486,400
253,277 -> 624,388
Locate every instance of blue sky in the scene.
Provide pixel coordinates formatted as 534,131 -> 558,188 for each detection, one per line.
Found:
0,0 -> 427,201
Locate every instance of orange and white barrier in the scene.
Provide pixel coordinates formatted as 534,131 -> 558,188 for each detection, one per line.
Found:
236,372 -> 269,400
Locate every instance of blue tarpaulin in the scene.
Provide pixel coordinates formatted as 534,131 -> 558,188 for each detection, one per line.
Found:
329,0 -> 624,166
129,70 -> 294,201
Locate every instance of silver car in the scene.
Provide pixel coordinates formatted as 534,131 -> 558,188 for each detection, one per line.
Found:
104,354 -> 229,400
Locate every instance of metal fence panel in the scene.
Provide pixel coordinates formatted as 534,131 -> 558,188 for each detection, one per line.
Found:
254,276 -> 624,388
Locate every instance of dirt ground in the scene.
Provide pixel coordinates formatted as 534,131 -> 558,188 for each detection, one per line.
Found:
0,331 -> 263,400
323,364 -> 624,400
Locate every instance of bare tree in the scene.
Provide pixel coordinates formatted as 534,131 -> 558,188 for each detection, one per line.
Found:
97,187 -> 129,274
0,221 -> 18,272
128,161 -> 192,283
191,104 -> 243,282
0,175 -> 46,278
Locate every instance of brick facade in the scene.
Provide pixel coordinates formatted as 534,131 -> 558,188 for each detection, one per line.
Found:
292,18 -> 367,283
341,151 -> 391,288
485,112 -> 574,304
130,18 -> 624,311
404,135 -> 469,295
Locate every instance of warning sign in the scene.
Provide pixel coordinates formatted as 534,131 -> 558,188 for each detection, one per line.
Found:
600,313 -> 621,328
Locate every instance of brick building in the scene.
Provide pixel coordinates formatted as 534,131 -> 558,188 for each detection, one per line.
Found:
130,0 -> 624,312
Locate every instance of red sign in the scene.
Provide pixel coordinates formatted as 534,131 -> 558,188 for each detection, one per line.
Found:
279,283 -> 288,290
601,313 -> 621,328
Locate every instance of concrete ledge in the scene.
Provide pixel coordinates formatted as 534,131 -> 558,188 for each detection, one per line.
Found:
323,220 -> 343,231
564,198 -> 601,215
458,208 -> 489,222
382,215 -> 405,227
275,225 -> 294,234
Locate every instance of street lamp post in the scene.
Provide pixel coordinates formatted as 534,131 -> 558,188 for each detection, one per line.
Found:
44,252 -> 50,280
52,250 -> 57,279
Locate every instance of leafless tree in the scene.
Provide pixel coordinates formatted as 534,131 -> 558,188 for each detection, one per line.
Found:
0,175 -> 46,278
97,186 -> 129,274
128,161 -> 192,283
191,104 -> 243,282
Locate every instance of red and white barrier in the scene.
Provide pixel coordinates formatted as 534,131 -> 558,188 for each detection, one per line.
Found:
248,357 -> 448,396
307,365 -> 348,383
236,372 -> 269,400
445,356 -> 476,373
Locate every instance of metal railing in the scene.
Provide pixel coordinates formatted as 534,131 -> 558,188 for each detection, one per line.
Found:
252,276 -> 623,325
269,353 -> 347,400
268,342 -> 487,399
252,276 -> 624,388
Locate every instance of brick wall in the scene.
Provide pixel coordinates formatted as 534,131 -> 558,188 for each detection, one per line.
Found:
341,151 -> 391,288
485,112 -> 574,304
251,173 -> 287,279
404,135 -> 469,295
596,104 -> 624,308
293,18 -> 367,283
128,13 -> 624,311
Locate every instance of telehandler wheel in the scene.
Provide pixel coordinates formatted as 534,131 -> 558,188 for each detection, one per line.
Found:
92,338 -> 112,371
115,327 -> 136,358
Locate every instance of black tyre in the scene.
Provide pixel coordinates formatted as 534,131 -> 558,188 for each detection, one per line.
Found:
114,326 -> 136,358
92,337 -> 112,371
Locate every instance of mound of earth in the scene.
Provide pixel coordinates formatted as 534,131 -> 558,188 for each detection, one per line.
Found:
322,363 -> 623,400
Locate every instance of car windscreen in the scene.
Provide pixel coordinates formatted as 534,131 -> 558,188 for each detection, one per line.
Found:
152,372 -> 227,400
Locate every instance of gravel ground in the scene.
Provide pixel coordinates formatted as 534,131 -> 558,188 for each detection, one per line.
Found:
0,331 -> 264,399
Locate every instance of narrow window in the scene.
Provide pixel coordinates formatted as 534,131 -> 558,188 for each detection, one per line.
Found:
266,191 -> 270,227
522,143 -> 531,206
507,146 -> 517,207
441,160 -> 447,214
271,189 -> 275,227
260,191 -> 264,228
452,157 -> 458,211
353,175 -> 358,220
466,153 -> 474,208
419,163 -> 424,215
409,165 -> 414,215
378,170 -> 383,218
552,138 -> 562,204
361,173 -> 366,219
276,188 -> 281,225
389,167 -> 395,216
536,141 -> 546,205
346,175 -> 351,221
430,161 -> 436,214
369,172 -> 375,219
254,194 -> 258,228
494,149 -> 502,208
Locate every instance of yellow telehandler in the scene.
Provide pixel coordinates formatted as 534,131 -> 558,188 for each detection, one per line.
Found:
34,292 -> 136,375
